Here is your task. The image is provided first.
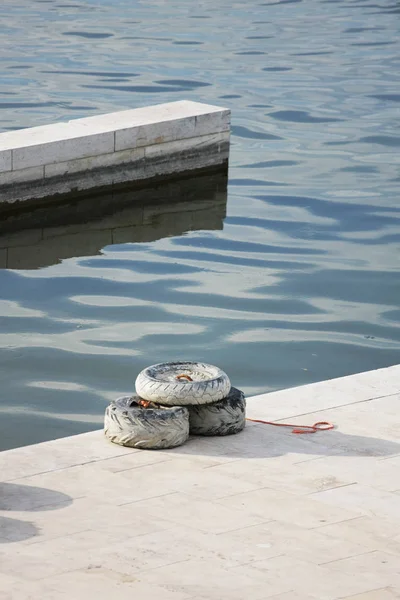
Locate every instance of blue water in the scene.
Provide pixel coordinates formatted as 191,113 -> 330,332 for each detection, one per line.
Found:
0,0 -> 399,450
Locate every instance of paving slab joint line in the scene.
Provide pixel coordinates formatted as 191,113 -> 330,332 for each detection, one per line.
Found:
318,549 -> 378,568
25,527 -> 93,546
215,519 -> 276,536
307,481 -> 358,496
272,389 -> 400,423
380,453 -> 400,461
308,481 -> 358,495
339,587 -> 400,600
217,480 -> 358,504
225,553 -> 286,570
1,449 -> 136,482
202,458 -> 244,470
117,491 -> 177,507
132,557 -> 192,575
293,455 -> 334,465
310,515 -> 367,531
112,457 -> 175,473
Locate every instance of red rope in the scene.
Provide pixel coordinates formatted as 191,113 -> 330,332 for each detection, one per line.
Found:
137,396 -> 334,434
246,418 -> 334,435
176,374 -> 193,381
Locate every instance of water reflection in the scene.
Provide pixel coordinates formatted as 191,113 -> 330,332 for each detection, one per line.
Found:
0,172 -> 227,270
0,0 -> 399,451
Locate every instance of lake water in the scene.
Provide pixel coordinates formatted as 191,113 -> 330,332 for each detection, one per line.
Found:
0,0 -> 399,451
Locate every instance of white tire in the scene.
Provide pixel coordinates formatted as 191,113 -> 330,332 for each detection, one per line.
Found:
188,386 -> 246,436
104,395 -> 189,449
135,361 -> 231,406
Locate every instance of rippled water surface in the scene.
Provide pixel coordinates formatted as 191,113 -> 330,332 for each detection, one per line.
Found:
1,0 -> 400,450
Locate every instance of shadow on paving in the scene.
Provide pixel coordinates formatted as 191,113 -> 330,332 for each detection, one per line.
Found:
0,516 -> 39,543
0,482 -> 73,544
168,422 -> 400,460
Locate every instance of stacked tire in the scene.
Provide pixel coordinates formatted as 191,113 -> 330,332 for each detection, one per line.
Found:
104,396 -> 189,450
187,386 -> 246,437
104,362 -> 246,450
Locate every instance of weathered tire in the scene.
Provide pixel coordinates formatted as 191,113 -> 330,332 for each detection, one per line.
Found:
188,387 -> 246,436
104,395 -> 189,449
135,361 -> 231,406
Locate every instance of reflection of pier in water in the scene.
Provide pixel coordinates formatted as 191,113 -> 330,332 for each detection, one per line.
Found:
0,172 -> 227,270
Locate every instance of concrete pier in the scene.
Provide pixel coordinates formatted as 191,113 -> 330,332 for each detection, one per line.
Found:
0,101 -> 230,209
0,364 -> 399,599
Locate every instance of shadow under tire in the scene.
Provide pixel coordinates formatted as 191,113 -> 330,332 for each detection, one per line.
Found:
104,395 -> 189,449
188,386 -> 246,436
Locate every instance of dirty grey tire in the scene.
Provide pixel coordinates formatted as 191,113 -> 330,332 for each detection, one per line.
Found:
104,395 -> 189,449
135,361 -> 231,406
188,387 -> 246,436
